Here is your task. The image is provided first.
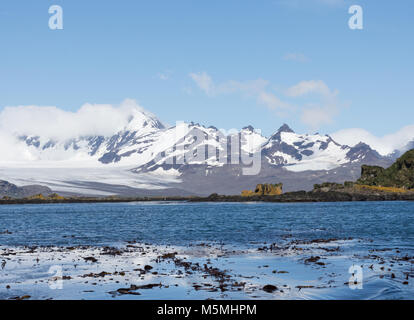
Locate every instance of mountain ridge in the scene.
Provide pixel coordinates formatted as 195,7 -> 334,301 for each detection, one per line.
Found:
1,106 -> 407,196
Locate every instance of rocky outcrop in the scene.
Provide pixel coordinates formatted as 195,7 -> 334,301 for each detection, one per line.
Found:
357,165 -> 386,185
0,180 -> 52,199
357,149 -> 414,189
191,190 -> 414,203
241,183 -> 283,197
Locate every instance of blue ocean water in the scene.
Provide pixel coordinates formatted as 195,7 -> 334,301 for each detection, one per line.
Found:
0,201 -> 413,248
1,201 -> 414,300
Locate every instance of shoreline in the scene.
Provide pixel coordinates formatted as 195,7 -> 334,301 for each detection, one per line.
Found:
1,190 -> 414,205
1,238 -> 413,300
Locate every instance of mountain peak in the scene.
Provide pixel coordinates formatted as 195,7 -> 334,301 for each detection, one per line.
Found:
353,141 -> 370,148
277,124 -> 294,133
242,125 -> 254,132
125,107 -> 165,132
346,141 -> 382,163
269,124 -> 294,141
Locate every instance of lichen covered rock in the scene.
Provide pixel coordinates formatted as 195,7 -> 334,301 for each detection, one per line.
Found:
241,183 -> 283,196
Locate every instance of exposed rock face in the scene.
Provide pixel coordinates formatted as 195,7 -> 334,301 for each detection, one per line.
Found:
0,180 -> 52,199
357,149 -> 414,189
241,183 -> 283,196
357,165 -> 386,185
255,183 -> 283,195
346,142 -> 384,163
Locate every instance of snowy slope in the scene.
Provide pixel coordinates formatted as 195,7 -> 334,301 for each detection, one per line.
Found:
262,125 -> 349,172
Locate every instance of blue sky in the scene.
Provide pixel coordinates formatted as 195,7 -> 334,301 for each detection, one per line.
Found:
0,0 -> 413,137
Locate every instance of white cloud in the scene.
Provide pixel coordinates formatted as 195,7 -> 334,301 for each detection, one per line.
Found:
189,72 -> 344,129
156,70 -> 173,81
285,80 -> 341,129
217,79 -> 269,96
0,132 -> 35,162
286,80 -> 336,98
301,105 -> 337,128
189,72 -> 215,96
190,72 -> 293,114
158,74 -> 169,80
331,125 -> 414,156
0,99 -> 151,141
189,72 -> 268,97
283,52 -> 309,63
258,92 -> 293,111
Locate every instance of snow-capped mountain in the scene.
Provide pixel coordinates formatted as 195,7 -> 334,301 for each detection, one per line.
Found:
1,106 -> 402,196
17,119 -> 385,172
261,124 -> 387,172
17,106 -> 165,165
263,124 -> 348,171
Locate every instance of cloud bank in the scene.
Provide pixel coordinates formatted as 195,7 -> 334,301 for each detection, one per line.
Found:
0,99 -> 149,141
331,125 -> 414,156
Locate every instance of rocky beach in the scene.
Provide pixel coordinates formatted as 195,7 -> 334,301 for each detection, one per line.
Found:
1,235 -> 413,300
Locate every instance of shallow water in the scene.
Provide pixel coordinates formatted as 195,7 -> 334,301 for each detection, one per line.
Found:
0,201 -> 413,300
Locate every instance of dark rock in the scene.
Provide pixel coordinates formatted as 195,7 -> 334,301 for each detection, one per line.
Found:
305,256 -> 321,264
82,271 -> 111,278
263,284 -> 278,293
131,283 -> 161,290
83,257 -> 98,263
10,295 -> 31,300
116,288 -> 141,295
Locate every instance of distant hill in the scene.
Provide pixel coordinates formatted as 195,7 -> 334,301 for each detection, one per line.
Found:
0,180 -> 52,199
357,149 -> 414,189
